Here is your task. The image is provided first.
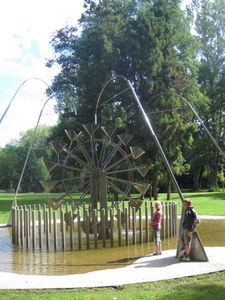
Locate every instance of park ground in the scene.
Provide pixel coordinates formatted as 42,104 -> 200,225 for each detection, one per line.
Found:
0,191 -> 225,299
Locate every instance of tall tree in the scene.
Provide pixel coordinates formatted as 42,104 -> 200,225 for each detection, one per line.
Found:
47,0 -> 202,197
192,0 -> 225,187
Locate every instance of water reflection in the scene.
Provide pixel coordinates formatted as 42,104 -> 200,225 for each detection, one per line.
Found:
0,219 -> 224,275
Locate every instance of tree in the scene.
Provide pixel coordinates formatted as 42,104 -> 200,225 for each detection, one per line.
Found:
0,126 -> 52,192
192,0 -> 225,188
46,0 -> 202,197
0,145 -> 19,190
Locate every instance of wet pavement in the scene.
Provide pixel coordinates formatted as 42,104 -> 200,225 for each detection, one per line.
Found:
0,216 -> 225,289
0,247 -> 225,289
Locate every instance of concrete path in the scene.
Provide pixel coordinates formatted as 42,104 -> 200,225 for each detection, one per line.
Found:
0,247 -> 224,289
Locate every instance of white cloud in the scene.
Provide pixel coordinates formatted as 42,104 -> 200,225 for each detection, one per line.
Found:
0,0 -> 84,146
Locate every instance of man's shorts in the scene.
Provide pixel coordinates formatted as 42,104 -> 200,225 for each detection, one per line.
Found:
153,227 -> 161,245
180,229 -> 192,245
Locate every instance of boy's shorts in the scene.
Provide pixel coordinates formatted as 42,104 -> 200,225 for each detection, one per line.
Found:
180,229 -> 192,244
153,227 -> 161,245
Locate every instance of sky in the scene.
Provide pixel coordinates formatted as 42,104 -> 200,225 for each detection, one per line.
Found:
0,0 -> 191,147
0,0 -> 85,146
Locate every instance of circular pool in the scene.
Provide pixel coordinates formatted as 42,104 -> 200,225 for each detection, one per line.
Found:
0,218 -> 224,275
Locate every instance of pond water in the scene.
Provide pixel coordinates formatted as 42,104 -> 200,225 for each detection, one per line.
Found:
0,219 -> 225,276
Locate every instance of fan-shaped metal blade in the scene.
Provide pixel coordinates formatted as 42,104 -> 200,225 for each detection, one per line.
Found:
133,183 -> 150,195
83,123 -> 98,136
50,141 -> 67,155
101,125 -> 117,137
130,147 -> 145,159
48,198 -> 64,210
129,199 -> 143,212
39,180 -> 59,193
65,129 -> 81,142
64,212 -> 77,226
117,133 -> 133,146
42,159 -> 58,172
136,165 -> 151,177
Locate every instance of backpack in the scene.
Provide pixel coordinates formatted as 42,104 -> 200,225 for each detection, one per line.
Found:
191,208 -> 200,227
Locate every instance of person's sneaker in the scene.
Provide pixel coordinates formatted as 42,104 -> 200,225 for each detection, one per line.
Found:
152,252 -> 162,255
180,256 -> 190,262
178,249 -> 185,259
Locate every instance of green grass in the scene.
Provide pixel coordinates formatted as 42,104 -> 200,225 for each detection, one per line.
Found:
1,193 -> 225,298
1,191 -> 225,224
0,271 -> 225,299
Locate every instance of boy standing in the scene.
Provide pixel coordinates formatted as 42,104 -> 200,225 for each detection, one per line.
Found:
179,198 -> 195,262
151,201 -> 163,255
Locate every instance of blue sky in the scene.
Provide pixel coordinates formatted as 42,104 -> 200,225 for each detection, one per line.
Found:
0,0 -> 191,147
0,0 -> 84,146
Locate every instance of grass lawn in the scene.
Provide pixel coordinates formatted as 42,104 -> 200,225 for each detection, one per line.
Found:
0,271 -> 225,299
0,191 -> 225,224
0,192 -> 225,298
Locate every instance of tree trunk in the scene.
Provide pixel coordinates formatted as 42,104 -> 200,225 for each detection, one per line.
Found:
152,176 -> 158,200
209,151 -> 219,188
166,173 -> 171,200
193,166 -> 199,191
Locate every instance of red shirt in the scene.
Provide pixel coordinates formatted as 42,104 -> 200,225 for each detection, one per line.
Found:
151,209 -> 163,228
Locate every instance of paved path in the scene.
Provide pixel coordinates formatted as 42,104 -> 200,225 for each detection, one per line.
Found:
0,247 -> 224,289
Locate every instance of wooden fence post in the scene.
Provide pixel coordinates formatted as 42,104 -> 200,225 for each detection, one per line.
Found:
92,209 -> 98,249
16,207 -> 20,246
38,209 -> 42,249
25,209 -> 29,248
20,208 -> 24,247
60,210 -> 65,250
85,209 -> 90,249
32,210 -> 36,249
77,210 -> 82,250
145,204 -> 149,242
110,208 -> 114,247
132,207 -> 136,245
53,210 -> 57,250
117,208 -> 122,247
125,208 -> 129,245
69,210 -> 74,250
101,209 -> 106,248
45,209 -> 50,250
12,208 -> 17,244
139,207 -> 143,244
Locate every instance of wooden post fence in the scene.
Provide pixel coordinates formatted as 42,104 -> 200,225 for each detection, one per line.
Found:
11,201 -> 178,251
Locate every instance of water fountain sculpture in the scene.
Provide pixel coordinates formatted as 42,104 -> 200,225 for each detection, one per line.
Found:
4,73 -> 224,263
40,124 -> 151,237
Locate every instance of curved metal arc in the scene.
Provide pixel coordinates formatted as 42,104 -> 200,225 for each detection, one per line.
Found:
0,77 -> 55,126
12,94 -> 55,209
95,77 -> 115,125
179,95 -> 225,159
4,77 -> 57,225
149,91 -> 225,160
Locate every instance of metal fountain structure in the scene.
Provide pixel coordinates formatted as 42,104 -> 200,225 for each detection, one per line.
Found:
2,73 -> 225,260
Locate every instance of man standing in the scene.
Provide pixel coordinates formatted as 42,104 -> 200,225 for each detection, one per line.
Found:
179,198 -> 195,261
